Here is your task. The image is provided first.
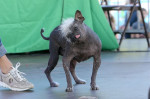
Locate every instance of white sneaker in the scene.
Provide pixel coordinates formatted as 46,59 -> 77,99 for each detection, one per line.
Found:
0,62 -> 34,91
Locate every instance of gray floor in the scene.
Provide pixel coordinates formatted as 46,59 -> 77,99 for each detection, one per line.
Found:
0,39 -> 150,99
119,38 -> 150,51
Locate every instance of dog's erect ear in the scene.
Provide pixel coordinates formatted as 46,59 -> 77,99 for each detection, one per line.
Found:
75,10 -> 85,22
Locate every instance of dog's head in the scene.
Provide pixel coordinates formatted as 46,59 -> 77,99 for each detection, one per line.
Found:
60,10 -> 86,43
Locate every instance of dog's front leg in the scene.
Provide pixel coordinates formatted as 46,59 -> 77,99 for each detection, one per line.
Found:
70,60 -> 86,84
62,57 -> 73,92
91,55 -> 101,90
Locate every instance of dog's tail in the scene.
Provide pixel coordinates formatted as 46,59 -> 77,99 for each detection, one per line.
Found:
40,28 -> 50,40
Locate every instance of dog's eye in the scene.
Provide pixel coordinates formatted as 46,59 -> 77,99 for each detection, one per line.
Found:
74,27 -> 78,31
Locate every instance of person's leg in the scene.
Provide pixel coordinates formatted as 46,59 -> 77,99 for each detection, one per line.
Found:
0,55 -> 13,74
0,40 -> 12,74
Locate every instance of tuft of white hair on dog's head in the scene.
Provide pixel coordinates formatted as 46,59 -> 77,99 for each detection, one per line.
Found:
59,18 -> 74,37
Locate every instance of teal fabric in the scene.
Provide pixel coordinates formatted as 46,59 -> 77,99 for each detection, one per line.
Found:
0,0 -> 118,53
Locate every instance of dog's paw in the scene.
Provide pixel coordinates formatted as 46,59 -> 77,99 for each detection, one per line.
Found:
50,82 -> 59,87
91,86 -> 99,90
65,87 -> 73,92
76,79 -> 86,84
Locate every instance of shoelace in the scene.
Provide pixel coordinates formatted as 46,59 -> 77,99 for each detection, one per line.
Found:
11,62 -> 26,81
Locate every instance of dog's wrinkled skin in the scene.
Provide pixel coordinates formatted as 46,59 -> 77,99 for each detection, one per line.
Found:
41,10 -> 102,92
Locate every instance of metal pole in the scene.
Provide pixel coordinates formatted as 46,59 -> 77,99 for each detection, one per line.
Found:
138,0 -> 150,47
117,0 -> 119,30
105,0 -> 113,29
148,0 -> 149,29
118,0 -> 138,50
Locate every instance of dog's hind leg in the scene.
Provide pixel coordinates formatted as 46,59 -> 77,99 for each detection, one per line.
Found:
70,60 -> 86,84
45,51 -> 59,87
90,55 -> 101,90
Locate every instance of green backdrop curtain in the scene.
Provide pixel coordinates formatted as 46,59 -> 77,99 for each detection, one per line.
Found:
0,0 -> 118,53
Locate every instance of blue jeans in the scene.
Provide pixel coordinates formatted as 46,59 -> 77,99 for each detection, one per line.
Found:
0,38 -> 7,57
